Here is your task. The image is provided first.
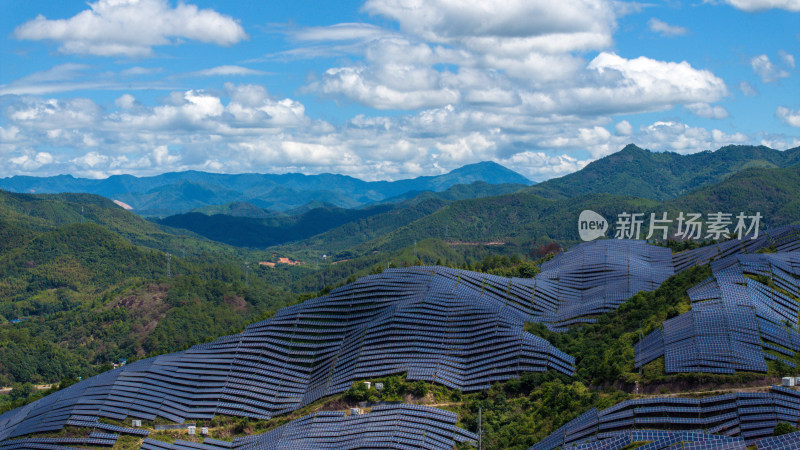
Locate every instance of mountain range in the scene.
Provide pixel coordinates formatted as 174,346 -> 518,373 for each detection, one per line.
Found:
0,161 -> 532,216
259,144 -> 800,256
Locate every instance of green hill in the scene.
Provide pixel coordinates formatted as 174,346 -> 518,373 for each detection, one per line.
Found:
0,190 -> 301,386
158,203 -> 396,248
667,164 -> 800,227
527,144 -> 800,201
192,201 -> 278,218
0,189 -> 257,260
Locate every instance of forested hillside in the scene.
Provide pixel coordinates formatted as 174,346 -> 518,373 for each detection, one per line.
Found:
526,144 -> 800,200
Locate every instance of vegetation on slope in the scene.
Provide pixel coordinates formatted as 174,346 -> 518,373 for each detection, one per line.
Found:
0,191 -> 301,386
157,204 -> 395,248
526,144 -> 800,201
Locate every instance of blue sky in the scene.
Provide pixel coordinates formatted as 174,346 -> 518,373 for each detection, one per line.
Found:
1,0 -> 798,181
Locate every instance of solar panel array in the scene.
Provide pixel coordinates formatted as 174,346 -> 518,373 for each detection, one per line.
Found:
138,404 -> 477,450
756,429 -> 800,449
0,266 -> 572,444
2,226 -> 797,447
636,248 -> 800,374
532,240 -> 675,330
557,429 -> 748,450
532,385 -> 800,449
673,226 -> 800,273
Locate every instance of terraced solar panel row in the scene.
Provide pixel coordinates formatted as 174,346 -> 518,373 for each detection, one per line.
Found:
636,244 -> 800,374
0,265 -> 573,442
532,386 -> 800,449
138,404 -> 476,450
673,227 -> 800,273
561,429 -> 749,450
533,240 -> 675,330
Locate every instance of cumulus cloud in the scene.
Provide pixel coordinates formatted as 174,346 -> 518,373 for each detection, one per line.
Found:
575,53 -> 727,114
306,37 -> 467,110
301,0 -> 727,124
751,54 -> 791,83
10,151 -> 54,171
13,0 -> 247,57
6,97 -> 102,128
615,120 -> 633,136
360,0 -> 615,85
363,0 -> 616,53
648,18 -> 688,37
777,106 -> 800,127
636,121 -> 748,154
719,0 -> 800,11
115,94 -> 138,110
312,65 -> 461,110
686,102 -> 729,119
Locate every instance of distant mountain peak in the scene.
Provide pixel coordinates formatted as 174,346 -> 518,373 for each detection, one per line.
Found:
445,161 -> 532,185
617,144 -> 649,155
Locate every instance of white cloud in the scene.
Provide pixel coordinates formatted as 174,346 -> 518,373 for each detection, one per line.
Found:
720,0 -> 800,11
121,66 -> 163,76
181,65 -> 266,78
151,145 -> 181,166
71,151 -> 109,168
648,18 -> 688,37
779,50 -> 796,69
363,0 -> 616,54
614,1 -> 647,16
500,152 -> 590,178
751,54 -> 790,83
738,81 -> 759,97
115,94 -> 138,110
361,0 -> 615,84
686,102 -> 729,119
615,120 -> 633,135
575,53 -> 728,114
300,0 -> 726,121
13,0 -> 247,57
313,65 -> 461,110
290,23 -> 390,42
306,38 -> 466,110
0,63 -> 173,96
7,97 -> 102,128
777,106 -> 800,127
9,151 -> 54,171
636,121 -> 748,154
